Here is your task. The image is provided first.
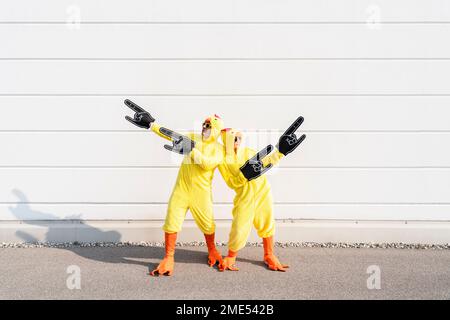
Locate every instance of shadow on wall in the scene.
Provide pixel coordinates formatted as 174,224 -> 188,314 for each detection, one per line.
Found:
7,189 -> 208,269
9,189 -> 121,243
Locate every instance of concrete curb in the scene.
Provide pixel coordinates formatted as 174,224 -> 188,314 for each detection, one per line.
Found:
1,219 -> 450,244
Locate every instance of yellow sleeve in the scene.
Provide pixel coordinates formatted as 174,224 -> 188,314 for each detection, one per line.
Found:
262,150 -> 284,167
218,163 -> 246,190
150,122 -> 173,141
187,132 -> 195,139
190,147 -> 223,171
151,124 -> 196,144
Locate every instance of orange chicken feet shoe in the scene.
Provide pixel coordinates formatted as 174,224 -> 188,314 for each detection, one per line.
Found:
151,232 -> 177,276
205,233 -> 223,267
219,250 -> 239,271
263,236 -> 289,272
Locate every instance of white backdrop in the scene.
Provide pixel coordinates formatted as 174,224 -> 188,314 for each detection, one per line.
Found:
1,1 -> 450,242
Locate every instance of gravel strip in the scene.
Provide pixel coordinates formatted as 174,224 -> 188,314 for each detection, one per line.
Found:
0,241 -> 449,249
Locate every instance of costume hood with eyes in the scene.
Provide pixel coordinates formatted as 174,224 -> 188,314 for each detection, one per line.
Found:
202,114 -> 224,143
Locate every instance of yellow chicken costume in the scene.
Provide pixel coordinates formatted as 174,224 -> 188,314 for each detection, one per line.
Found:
218,128 -> 289,272
124,100 -> 225,276
126,100 -> 305,275
149,115 -> 225,276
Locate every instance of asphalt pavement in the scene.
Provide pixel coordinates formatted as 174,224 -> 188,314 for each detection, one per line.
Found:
0,246 -> 449,299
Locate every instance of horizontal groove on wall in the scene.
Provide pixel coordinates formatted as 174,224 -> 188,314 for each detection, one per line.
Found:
1,218 -> 449,222
0,130 -> 449,133
0,128 -> 450,134
1,166 -> 450,170
2,94 -> 450,97
2,58 -> 450,61
0,166 -> 450,169
2,21 -> 450,25
2,202 -> 450,205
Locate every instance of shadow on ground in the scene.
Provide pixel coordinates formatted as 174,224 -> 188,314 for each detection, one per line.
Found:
8,189 -> 235,273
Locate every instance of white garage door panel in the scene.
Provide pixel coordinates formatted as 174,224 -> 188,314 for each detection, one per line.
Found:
2,0 -> 450,234
1,96 -> 450,132
1,132 -> 449,167
4,24 -> 450,59
2,0 -> 449,22
0,168 -> 449,203
2,60 -> 449,94
2,203 -> 450,221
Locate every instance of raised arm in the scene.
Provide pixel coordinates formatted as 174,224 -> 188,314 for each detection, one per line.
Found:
276,116 -> 306,156
124,99 -> 155,130
240,145 -> 274,181
242,116 -> 306,178
261,150 -> 284,168
124,99 -> 197,154
151,123 -> 173,141
124,99 -> 174,140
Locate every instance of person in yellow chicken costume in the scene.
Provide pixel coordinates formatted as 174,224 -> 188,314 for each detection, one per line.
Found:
124,99 -> 224,276
218,117 -> 305,272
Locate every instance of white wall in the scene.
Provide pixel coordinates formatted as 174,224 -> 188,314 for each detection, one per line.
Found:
1,0 -> 450,243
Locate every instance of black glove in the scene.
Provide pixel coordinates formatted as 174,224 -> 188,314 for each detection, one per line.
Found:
240,145 -> 274,181
276,116 -> 306,156
159,127 -> 196,155
124,99 -> 155,129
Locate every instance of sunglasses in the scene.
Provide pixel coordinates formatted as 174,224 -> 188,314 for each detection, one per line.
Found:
202,122 -> 211,129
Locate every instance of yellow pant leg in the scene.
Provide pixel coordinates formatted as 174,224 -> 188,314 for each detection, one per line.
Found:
162,187 -> 189,233
189,193 -> 216,235
253,190 -> 275,239
227,195 -> 256,252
